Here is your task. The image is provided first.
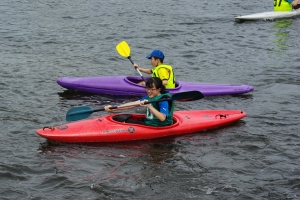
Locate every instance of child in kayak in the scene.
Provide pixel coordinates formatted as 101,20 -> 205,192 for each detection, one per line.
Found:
132,49 -> 176,89
274,0 -> 300,11
104,77 -> 174,126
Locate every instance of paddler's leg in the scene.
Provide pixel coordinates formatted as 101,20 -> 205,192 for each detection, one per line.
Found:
125,118 -> 146,125
137,81 -> 145,86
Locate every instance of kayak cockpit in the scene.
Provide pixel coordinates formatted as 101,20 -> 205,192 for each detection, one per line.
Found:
112,114 -> 133,122
111,114 -> 178,127
125,76 -> 181,89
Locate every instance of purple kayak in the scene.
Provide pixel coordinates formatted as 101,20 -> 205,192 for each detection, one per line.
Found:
57,76 -> 254,96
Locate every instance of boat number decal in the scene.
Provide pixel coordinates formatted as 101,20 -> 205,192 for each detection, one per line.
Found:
56,125 -> 68,130
102,129 -> 128,134
146,108 -> 154,119
203,115 -> 212,119
128,127 -> 135,134
101,127 -> 135,134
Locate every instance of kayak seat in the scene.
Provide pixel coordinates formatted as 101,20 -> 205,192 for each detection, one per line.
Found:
112,114 -> 132,122
113,114 -> 176,126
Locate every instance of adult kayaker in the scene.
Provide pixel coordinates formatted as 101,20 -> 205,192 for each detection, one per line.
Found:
104,77 -> 174,126
274,0 -> 300,11
132,49 -> 176,89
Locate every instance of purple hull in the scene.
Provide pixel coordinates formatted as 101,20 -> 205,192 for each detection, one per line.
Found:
57,76 -> 254,96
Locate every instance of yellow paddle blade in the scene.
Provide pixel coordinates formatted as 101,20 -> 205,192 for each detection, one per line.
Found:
116,41 -> 130,58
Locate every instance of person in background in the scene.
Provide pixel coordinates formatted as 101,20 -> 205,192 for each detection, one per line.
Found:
292,0 -> 300,9
274,0 -> 300,11
133,49 -> 176,89
104,77 -> 174,127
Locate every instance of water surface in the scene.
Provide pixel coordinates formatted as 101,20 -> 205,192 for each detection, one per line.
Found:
1,0 -> 300,199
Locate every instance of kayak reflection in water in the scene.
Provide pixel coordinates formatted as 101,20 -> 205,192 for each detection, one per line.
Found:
104,77 -> 174,127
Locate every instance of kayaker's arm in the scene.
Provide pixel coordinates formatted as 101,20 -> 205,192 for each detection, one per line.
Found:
104,100 -> 140,112
156,68 -> 170,87
133,64 -> 152,74
140,100 -> 167,122
292,0 -> 300,6
162,79 -> 168,86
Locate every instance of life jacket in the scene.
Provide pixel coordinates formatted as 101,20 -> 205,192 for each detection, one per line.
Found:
144,92 -> 174,126
274,0 -> 292,11
151,64 -> 176,89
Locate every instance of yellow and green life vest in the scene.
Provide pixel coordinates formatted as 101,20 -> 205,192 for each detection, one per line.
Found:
151,64 -> 176,89
274,0 -> 292,11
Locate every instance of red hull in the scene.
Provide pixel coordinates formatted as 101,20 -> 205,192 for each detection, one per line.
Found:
36,110 -> 246,143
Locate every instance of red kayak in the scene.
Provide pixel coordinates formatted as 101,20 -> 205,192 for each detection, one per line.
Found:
36,110 -> 246,143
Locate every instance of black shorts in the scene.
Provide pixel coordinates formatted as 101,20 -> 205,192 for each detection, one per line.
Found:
112,114 -> 146,125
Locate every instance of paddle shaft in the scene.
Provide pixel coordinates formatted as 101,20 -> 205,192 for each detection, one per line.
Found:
128,56 -> 145,82
66,97 -> 171,122
106,90 -> 203,111
94,96 -> 174,112
92,104 -> 136,112
66,91 -> 204,122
